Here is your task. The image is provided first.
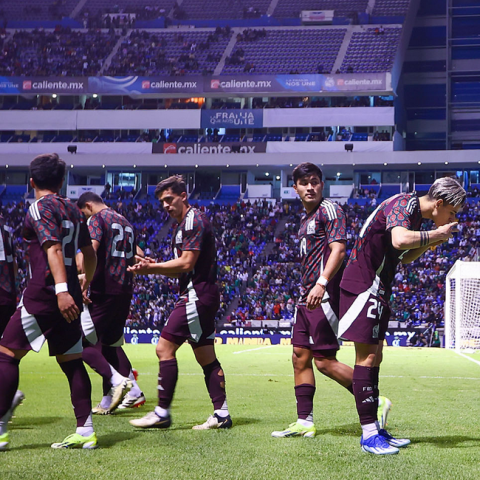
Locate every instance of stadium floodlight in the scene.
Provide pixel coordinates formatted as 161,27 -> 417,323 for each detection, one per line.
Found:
67,145 -> 77,154
345,143 -> 354,152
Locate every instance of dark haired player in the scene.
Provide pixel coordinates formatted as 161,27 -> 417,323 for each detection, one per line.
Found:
129,175 -> 231,430
77,192 -> 144,414
338,177 -> 465,455
272,162 -> 360,438
0,153 -> 97,450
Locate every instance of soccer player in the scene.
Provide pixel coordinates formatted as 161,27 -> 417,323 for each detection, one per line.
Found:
129,175 -> 231,430
0,153 -> 97,450
338,177 -> 465,455
272,162 -> 356,438
77,192 -> 145,414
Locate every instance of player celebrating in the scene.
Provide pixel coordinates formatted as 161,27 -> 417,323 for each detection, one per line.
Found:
272,162 -> 358,438
338,177 -> 465,455
0,153 -> 97,450
77,192 -> 145,414
129,175 -> 231,430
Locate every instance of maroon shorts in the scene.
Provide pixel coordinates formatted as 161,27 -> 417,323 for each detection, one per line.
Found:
338,288 -> 390,344
0,303 -> 17,337
292,304 -> 340,358
161,294 -> 218,348
0,304 -> 83,356
81,293 -> 132,346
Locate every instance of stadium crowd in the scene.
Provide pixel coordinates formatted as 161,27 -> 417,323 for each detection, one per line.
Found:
1,191 -> 479,335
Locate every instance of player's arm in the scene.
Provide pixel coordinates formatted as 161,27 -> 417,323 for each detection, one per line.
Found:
306,240 -> 346,310
128,250 -> 199,277
43,240 -> 80,323
391,223 -> 458,251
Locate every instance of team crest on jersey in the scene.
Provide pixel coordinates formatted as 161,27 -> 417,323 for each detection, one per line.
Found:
307,220 -> 316,235
175,230 -> 183,244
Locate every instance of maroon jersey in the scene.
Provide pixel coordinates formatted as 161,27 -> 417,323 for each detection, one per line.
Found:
22,194 -> 91,315
341,193 -> 423,298
298,199 -> 347,304
0,216 -> 16,306
172,207 -> 219,302
88,208 -> 136,295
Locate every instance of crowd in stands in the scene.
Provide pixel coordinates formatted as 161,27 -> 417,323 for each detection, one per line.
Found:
1,190 -> 479,340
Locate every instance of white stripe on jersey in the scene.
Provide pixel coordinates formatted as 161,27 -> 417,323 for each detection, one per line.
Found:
359,204 -> 382,238
406,196 -> 417,214
321,199 -> 337,221
29,200 -> 41,221
185,209 -> 195,231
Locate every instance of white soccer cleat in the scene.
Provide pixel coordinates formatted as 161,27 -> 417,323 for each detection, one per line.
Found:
108,378 -> 132,413
377,396 -> 392,430
92,403 -> 111,415
8,390 -> 25,423
192,414 -> 232,430
117,392 -> 146,409
130,411 -> 171,429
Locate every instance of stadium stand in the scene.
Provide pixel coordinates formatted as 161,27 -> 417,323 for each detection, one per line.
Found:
273,0 -> 369,18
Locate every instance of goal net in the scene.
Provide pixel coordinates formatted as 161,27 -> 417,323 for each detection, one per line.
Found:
445,261 -> 480,351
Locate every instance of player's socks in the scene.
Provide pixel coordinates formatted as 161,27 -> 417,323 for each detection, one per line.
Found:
0,352 -> 20,430
59,358 -> 93,429
155,406 -> 170,418
361,422 -> 378,440
297,418 -> 314,428
353,365 -> 378,426
128,370 -> 142,397
100,395 -> 112,409
76,414 -> 94,437
82,343 -> 113,380
158,359 -> 178,409
110,367 -> 125,387
294,383 -> 316,422
202,359 -> 227,411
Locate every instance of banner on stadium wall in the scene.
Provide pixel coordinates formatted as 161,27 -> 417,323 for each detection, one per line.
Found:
301,10 -> 334,23
201,109 -> 263,129
88,76 -> 203,94
0,74 -> 389,95
152,142 -> 267,154
0,76 -> 87,94
281,187 -> 298,200
67,185 -> 105,199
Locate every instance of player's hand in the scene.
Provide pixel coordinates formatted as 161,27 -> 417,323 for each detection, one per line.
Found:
432,222 -> 458,243
57,292 -> 80,323
134,255 -> 155,264
128,257 -> 155,275
306,284 -> 325,311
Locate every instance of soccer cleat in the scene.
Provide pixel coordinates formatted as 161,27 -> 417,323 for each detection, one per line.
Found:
192,414 -> 232,430
360,434 -> 399,455
132,369 -> 139,381
92,403 -> 111,415
51,432 -> 98,449
379,429 -> 411,448
0,433 -> 9,451
108,378 -> 132,413
117,392 -> 146,409
7,390 -> 25,424
377,396 -> 392,430
271,421 -> 316,438
130,411 -> 171,429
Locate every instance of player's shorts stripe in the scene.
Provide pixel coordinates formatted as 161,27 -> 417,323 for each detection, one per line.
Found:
321,301 -> 339,337
338,290 -> 371,340
186,281 -> 202,342
80,306 -> 98,345
63,337 -> 83,355
20,306 -> 46,352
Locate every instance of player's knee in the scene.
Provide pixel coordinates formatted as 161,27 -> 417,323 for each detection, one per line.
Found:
292,349 -> 311,372
314,357 -> 336,376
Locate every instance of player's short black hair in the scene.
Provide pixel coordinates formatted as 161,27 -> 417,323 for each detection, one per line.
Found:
292,162 -> 323,184
77,191 -> 105,209
154,175 -> 187,199
30,153 -> 66,191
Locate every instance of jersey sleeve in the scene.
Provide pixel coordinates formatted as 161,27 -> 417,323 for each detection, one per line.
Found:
87,214 -> 104,243
29,200 -> 62,245
182,214 -> 204,251
385,197 -> 415,231
323,204 -> 347,244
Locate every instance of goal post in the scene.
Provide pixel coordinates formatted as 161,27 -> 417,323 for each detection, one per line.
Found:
445,261 -> 480,351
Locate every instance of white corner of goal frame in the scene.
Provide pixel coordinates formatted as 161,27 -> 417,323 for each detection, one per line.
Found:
447,260 -> 480,280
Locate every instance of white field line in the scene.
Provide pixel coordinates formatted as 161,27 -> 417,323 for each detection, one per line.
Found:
453,350 -> 480,367
232,345 -> 278,354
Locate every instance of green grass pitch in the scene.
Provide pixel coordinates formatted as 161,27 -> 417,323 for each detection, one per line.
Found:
3,345 -> 480,480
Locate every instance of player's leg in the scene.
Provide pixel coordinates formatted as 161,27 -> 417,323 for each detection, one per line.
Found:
313,355 -> 353,392
272,306 -> 317,438
191,343 -> 231,430
52,352 -> 97,449
0,346 -> 27,451
130,335 -> 180,428
113,347 -> 146,410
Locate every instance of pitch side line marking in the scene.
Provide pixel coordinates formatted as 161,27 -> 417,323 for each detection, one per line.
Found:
453,350 -> 480,367
233,345 -> 278,354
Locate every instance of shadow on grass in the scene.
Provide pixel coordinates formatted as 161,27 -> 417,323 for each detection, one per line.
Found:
315,423 -> 360,437
97,431 -> 139,447
411,435 -> 480,448
12,442 -> 53,451
11,416 -> 62,428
